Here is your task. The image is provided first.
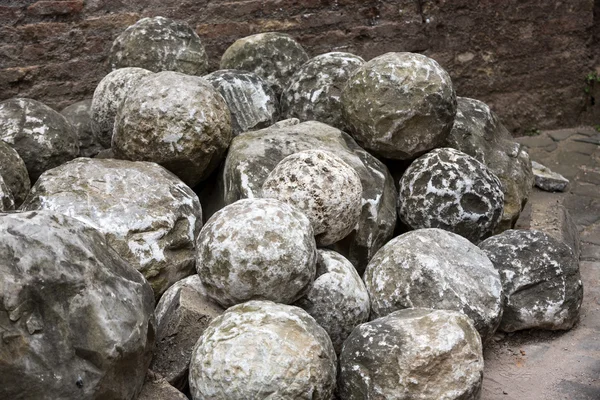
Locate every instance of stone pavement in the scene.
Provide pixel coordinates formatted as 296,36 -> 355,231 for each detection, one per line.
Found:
482,127 -> 600,400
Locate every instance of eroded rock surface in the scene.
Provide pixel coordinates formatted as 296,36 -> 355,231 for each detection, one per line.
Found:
61,99 -> 104,157
532,160 -> 569,192
0,141 -> 29,207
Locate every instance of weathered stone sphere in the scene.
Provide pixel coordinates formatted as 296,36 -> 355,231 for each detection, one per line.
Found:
0,211 -> 155,399
338,308 -> 484,400
294,249 -> 370,353
479,229 -> 583,332
0,98 -> 79,182
261,149 -> 363,246
61,99 -> 104,158
398,147 -> 504,243
109,16 -> 208,75
196,198 -> 317,308
281,52 -> 365,129
341,52 -> 457,159
220,32 -> 309,95
189,301 -> 337,400
91,67 -> 153,148
0,140 -> 30,207
364,228 -> 503,343
112,71 -> 232,187
204,69 -> 279,136
21,158 -> 203,298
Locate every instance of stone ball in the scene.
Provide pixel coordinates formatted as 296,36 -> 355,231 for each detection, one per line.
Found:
364,228 -> 503,343
220,32 -> 309,96
338,308 -> 484,400
0,98 -> 79,182
196,198 -> 317,308
0,140 -> 30,207
112,71 -> 232,187
61,99 -> 104,158
341,52 -> 457,159
294,249 -> 370,353
281,51 -> 365,129
189,300 -> 337,400
261,149 -> 363,246
108,16 -> 208,75
0,211 -> 155,399
398,147 -> 505,243
204,69 -> 279,136
91,67 -> 153,148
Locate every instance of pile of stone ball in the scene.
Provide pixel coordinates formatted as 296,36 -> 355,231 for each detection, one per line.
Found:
0,16 -> 583,400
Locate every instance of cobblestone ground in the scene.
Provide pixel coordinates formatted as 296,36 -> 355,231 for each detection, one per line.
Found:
483,127 -> 600,400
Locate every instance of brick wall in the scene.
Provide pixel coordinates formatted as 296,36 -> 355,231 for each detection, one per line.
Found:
1,0 -> 598,134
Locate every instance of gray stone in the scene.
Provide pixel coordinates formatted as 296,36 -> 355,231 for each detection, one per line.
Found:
338,308 -> 484,400
364,228 -> 503,343
196,198 -> 317,307
261,149 -> 363,246
112,71 -> 232,187
341,52 -> 457,160
398,147 -> 505,243
479,229 -> 583,332
281,52 -> 365,129
445,97 -> 534,231
0,98 -> 79,182
152,275 -> 224,390
294,249 -> 370,353
214,120 -> 396,274
21,158 -> 203,298
61,99 -> 104,158
204,69 -> 279,136
0,211 -> 155,400
91,67 -> 153,148
220,32 -> 309,96
109,16 -> 208,75
137,371 -> 188,400
532,160 -> 570,192
0,175 -> 14,211
94,148 -> 115,159
189,301 -> 337,400
0,141 -> 29,207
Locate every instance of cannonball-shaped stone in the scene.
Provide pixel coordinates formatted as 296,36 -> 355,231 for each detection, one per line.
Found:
220,32 -> 309,96
294,249 -> 370,353
21,158 -> 203,298
109,16 -> 208,75
341,52 -> 457,159
0,140 -> 30,207
0,98 -> 79,182
364,228 -> 503,343
204,69 -> 279,136
196,198 -> 317,307
262,149 -> 363,246
0,211 -> 155,399
112,71 -> 232,187
91,67 -> 153,148
189,300 -> 337,400
479,229 -> 583,332
61,99 -> 104,158
398,147 -> 504,243
338,308 -> 483,400
281,52 -> 365,129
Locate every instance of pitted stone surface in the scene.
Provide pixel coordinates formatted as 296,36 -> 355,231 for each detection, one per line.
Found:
91,67 -> 153,148
220,32 -> 309,95
364,228 -> 503,343
21,158 -> 203,298
446,97 -> 534,231
261,149 -> 363,246
189,301 -> 337,400
294,249 -> 370,353
0,140 -> 30,207
204,69 -> 279,136
61,99 -> 104,158
196,198 -> 317,308
0,98 -> 79,182
479,229 -> 583,332
0,211 -> 155,400
108,16 -> 208,75
398,147 -> 505,243
112,71 -> 232,187
341,52 -> 457,160
281,52 -> 364,129
215,120 -> 396,273
338,308 -> 484,400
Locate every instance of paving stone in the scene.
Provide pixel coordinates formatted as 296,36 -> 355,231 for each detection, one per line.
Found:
562,140 -> 598,156
547,130 -> 577,141
572,182 -> 600,198
515,134 -> 557,151
581,224 -> 600,246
